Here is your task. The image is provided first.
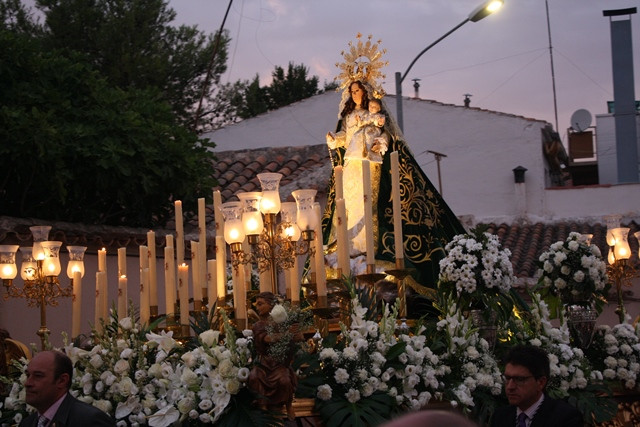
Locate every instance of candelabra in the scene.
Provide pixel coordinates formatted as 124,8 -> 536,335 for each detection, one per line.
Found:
221,173 -> 318,295
606,226 -> 640,324
0,226 -> 86,349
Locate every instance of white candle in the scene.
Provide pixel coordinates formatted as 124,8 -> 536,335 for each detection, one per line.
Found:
198,197 -> 207,242
139,245 -> 149,270
259,269 -> 271,293
147,231 -> 158,307
72,270 -> 82,338
117,247 -> 127,277
100,271 -> 108,325
362,159 -> 375,266
215,236 -> 227,300
234,261 -> 247,321
336,198 -> 350,275
213,190 -> 223,236
207,259 -> 217,308
166,234 -> 174,249
98,248 -> 107,273
118,275 -> 128,318
95,271 -> 107,332
335,165 -> 344,200
313,204 -> 327,297
164,246 -> 176,315
178,264 -> 190,326
140,267 -> 150,325
190,241 -> 203,303
391,151 -> 404,260
199,240 -> 208,304
290,256 -> 300,303
175,200 -> 184,265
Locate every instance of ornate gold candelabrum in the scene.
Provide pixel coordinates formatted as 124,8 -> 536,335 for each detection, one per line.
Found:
0,226 -> 84,349
221,173 -> 318,297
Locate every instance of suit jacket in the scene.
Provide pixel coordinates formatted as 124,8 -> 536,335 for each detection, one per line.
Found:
491,394 -> 584,427
19,393 -> 116,427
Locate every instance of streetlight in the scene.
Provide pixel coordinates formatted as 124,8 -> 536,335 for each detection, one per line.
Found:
395,0 -> 504,132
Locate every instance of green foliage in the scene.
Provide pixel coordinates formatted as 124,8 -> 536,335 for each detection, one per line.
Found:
315,391 -> 397,427
0,28 -> 216,226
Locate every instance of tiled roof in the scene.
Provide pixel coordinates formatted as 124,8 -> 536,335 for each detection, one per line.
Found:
485,221 -> 640,278
212,144 -> 331,203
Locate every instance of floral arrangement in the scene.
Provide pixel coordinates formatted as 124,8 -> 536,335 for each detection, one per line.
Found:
536,232 -> 609,310
438,226 -> 515,321
587,322 -> 640,390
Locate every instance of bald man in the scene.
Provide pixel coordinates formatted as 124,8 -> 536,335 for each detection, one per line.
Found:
19,350 -> 115,427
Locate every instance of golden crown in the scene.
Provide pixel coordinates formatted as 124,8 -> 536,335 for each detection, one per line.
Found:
335,33 -> 388,99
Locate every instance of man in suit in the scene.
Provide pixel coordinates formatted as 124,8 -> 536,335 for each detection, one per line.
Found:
20,350 -> 115,427
491,345 -> 583,427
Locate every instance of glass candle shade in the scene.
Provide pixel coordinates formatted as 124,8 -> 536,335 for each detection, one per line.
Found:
221,202 -> 245,244
292,189 -> 318,232
30,225 -> 52,260
280,202 -> 301,241
237,192 -> 264,237
19,247 -> 37,281
257,173 -> 283,214
611,228 -> 631,261
0,245 -> 19,280
66,246 -> 87,278
40,241 -> 62,277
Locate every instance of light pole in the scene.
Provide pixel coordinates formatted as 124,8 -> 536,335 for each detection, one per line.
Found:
395,0 -> 504,132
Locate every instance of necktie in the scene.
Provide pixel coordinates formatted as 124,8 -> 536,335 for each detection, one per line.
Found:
517,412 -> 528,427
37,415 -> 49,427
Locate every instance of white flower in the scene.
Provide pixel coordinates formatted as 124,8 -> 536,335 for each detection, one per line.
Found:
119,317 -> 133,330
270,304 -> 287,324
346,388 -> 361,403
148,405 -> 180,427
114,359 -> 130,375
317,384 -> 332,401
199,330 -> 220,347
334,368 -> 349,384
237,367 -> 250,382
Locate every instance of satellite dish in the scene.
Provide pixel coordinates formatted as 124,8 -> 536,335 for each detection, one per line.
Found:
570,109 -> 592,132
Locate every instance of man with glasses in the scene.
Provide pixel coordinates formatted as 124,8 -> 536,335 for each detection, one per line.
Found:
491,345 -> 583,427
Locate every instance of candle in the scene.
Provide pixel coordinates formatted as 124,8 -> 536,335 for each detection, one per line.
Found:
233,260 -> 246,322
215,236 -> 226,300
190,241 -> 203,303
336,198 -> 350,275
290,256 -> 300,303
313,204 -> 327,297
391,151 -> 404,261
198,197 -> 207,243
139,245 -> 149,270
95,271 -> 107,332
259,269 -> 271,293
166,234 -> 174,249
175,200 -> 184,265
100,271 -> 108,325
117,247 -> 127,277
335,165 -> 344,200
284,264 -> 292,299
207,259 -> 217,308
164,246 -> 176,315
140,267 -> 150,325
98,248 -> 107,273
118,275 -> 128,318
362,159 -> 375,266
147,231 -> 158,307
199,240 -> 208,305
178,264 -> 190,326
213,190 -> 223,235
72,270 -> 82,338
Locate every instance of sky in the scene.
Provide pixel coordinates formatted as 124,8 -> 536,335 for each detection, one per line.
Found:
170,0 -> 639,144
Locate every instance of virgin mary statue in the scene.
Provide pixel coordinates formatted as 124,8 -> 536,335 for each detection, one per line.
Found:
322,34 -> 465,289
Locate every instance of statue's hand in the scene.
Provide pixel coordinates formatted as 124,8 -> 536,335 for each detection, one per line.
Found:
326,132 -> 337,149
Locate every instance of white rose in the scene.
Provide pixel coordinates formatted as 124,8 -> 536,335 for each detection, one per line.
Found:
114,359 -> 130,375
270,304 -> 287,324
119,317 -> 133,330
177,397 -> 195,414
317,384 -> 332,401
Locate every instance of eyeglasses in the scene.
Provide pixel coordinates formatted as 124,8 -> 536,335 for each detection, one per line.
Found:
502,375 -> 534,385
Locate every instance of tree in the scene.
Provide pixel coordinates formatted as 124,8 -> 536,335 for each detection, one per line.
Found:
34,0 -> 230,132
266,62 -> 319,110
0,8 -> 216,227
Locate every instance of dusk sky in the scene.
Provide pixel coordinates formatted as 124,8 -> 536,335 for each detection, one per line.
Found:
171,0 -> 639,145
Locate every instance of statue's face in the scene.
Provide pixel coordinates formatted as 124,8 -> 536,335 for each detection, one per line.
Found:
350,82 -> 364,107
255,298 -> 272,317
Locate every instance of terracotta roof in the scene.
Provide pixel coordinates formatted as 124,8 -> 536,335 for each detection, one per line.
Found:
212,144 -> 332,203
485,221 -> 640,278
